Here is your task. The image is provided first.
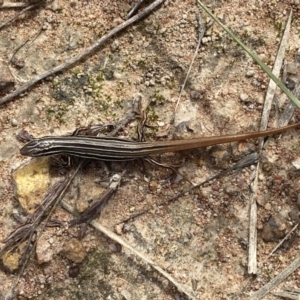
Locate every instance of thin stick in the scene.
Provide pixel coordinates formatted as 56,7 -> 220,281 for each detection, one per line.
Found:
247,10 -> 292,275
260,10 -> 292,131
1,3 -> 29,8
0,0 -> 166,106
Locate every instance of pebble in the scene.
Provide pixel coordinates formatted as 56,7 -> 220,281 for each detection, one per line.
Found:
111,40 -> 119,52
36,238 -> 53,264
159,27 -> 167,34
262,213 -> 287,242
115,223 -> 124,235
252,79 -> 261,87
201,37 -> 211,43
113,71 -> 123,79
69,265 -> 80,278
224,185 -> 239,196
288,210 -> 299,223
246,70 -> 255,77
60,238 -> 86,263
292,158 -> 300,169
239,93 -> 249,102
190,90 -> 205,100
11,119 -> 18,126
70,0 -> 78,7
50,0 -> 59,11
264,202 -> 271,211
108,243 -> 118,253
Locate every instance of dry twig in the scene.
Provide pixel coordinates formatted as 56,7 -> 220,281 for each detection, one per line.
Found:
247,10 -> 292,275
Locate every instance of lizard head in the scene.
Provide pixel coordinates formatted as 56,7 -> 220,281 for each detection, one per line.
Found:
20,138 -> 53,157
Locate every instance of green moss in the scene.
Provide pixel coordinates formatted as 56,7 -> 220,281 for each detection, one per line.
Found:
167,76 -> 176,89
150,89 -> 166,104
137,59 -> 147,68
146,106 -> 159,123
274,20 -> 283,36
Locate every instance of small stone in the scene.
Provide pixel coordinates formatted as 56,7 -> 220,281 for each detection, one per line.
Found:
252,79 -> 261,87
36,237 -> 53,264
69,265 -> 80,278
190,90 -> 205,100
60,238 -> 86,263
262,161 -> 273,173
285,78 -> 296,90
224,185 -> 239,196
111,40 -> 119,52
70,0 -> 78,7
202,37 -> 210,43
264,202 -> 271,211
115,223 -> 124,235
108,243 -> 117,253
258,54 -> 266,61
246,70 -> 255,77
262,213 -> 287,242
13,157 -> 51,214
46,16 -> 53,23
289,210 -> 299,223
149,79 -> 155,86
239,93 -> 249,102
113,71 -> 123,79
149,180 -> 158,192
1,241 -> 27,272
11,119 -> 18,127
159,27 -> 167,34
190,90 -> 200,99
292,158 -> 300,169
50,0 -> 59,11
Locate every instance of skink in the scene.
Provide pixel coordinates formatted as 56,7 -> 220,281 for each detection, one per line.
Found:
20,123 -> 300,161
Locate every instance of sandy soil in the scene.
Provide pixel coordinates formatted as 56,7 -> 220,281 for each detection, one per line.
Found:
1,0 -> 300,299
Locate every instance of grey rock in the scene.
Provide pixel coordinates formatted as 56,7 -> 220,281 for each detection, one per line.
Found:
262,213 -> 287,242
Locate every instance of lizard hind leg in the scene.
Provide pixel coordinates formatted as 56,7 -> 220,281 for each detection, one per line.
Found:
143,156 -> 194,186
